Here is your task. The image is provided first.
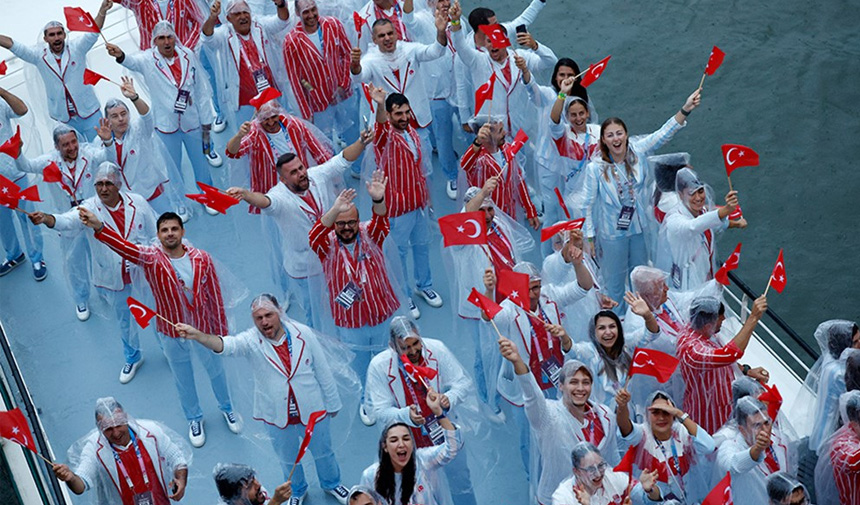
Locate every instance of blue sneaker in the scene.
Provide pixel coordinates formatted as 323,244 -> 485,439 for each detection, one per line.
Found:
32,261 -> 47,281
0,253 -> 26,277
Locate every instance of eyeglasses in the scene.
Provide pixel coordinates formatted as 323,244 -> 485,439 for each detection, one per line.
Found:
577,462 -> 607,477
335,220 -> 358,228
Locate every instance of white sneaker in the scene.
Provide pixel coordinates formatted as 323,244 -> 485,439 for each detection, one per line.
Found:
408,298 -> 421,319
446,179 -> 457,200
189,419 -> 206,448
288,494 -> 306,505
212,116 -> 227,133
204,205 -> 220,216
223,411 -> 242,434
75,303 -> 90,321
359,404 -> 376,426
204,144 -> 223,167
177,206 -> 190,223
119,359 -> 144,384
327,485 -> 350,505
416,288 -> 443,308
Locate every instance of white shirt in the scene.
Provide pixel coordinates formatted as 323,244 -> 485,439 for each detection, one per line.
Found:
169,254 -> 194,302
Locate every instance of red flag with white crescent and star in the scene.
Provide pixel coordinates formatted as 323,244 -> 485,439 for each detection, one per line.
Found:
502,129 -> 528,163
474,73 -> 496,115
721,144 -> 759,177
127,296 -> 158,328
467,288 -> 503,319
249,87 -> 282,110
702,472 -> 733,505
185,182 -> 240,214
478,24 -> 511,49
714,242 -> 742,286
580,55 -> 611,88
42,161 -> 74,196
0,408 -> 38,453
769,249 -> 787,294
496,269 -> 531,311
64,7 -> 100,33
758,382 -> 783,421
0,174 -> 21,208
704,46 -> 725,76
0,125 -> 22,159
83,68 -> 108,86
629,347 -> 679,383
438,211 -> 487,247
353,11 -> 365,37
294,410 -> 327,464
540,218 -> 585,243
400,354 -> 438,381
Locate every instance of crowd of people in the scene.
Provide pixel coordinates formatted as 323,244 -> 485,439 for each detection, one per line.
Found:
0,0 -> 857,504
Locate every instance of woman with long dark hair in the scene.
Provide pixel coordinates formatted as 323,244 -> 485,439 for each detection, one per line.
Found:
360,388 -> 462,505
580,88 -> 702,313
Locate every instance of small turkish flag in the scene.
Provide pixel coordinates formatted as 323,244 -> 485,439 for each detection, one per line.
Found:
0,175 -> 21,208
714,242 -> 742,286
353,11 -> 365,36
248,87 -> 282,109
0,408 -> 38,453
580,55 -> 611,88
361,83 -> 375,113
467,288 -> 503,319
0,125 -> 22,159
127,296 -> 158,328
704,46 -> 725,76
496,269 -> 531,311
758,382 -> 783,422
42,161 -> 74,195
769,249 -> 787,294
400,354 -> 438,381
64,7 -> 100,33
502,129 -> 528,163
540,218 -> 585,243
0,60 -> 7,76
438,211 -> 487,247
17,185 -> 40,203
294,410 -> 326,464
474,73 -> 496,114
83,68 -> 108,86
185,182 -> 240,214
613,445 -> 635,474
702,472 -> 733,505
721,144 -> 759,177
629,347 -> 679,383
478,24 -> 511,49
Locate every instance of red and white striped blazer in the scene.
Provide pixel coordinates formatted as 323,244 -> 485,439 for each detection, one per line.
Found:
283,17 -> 353,120
309,213 -> 399,328
460,146 -> 537,221
373,121 -> 428,218
120,0 -> 204,50
95,226 -> 228,338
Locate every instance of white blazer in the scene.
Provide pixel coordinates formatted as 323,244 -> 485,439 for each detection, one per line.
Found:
16,143 -> 109,211
74,420 -> 187,504
352,41 -> 445,128
201,16 -> 297,115
10,34 -> 101,122
365,338 -> 473,428
220,318 -> 342,427
122,45 -> 214,133
106,111 -> 170,199
53,192 -> 157,291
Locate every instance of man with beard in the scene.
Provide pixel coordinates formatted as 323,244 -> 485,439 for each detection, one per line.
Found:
29,163 -> 157,384
309,172 -> 399,425
178,294 -> 350,505
213,463 -> 294,505
0,0 -> 112,140
227,128 -> 372,327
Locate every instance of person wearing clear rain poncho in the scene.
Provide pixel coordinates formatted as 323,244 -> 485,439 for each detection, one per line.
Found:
28,162 -> 157,384
814,390 -> 860,505
551,442 -> 663,505
360,397 -> 463,505
52,397 -> 191,505
177,293 -> 352,505
714,397 -> 787,505
657,167 -> 746,291
615,389 -> 716,503
347,486 -> 387,505
213,463 -> 294,505
366,316 -> 479,505
498,337 -> 620,505
579,88 -> 702,315
796,319 -> 860,455
765,472 -> 811,505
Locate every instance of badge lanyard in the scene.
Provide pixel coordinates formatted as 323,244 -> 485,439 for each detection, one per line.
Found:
565,130 -> 591,181
610,164 -> 636,206
486,223 -> 514,269
112,430 -> 150,492
338,236 -> 368,285
657,438 -> 687,500
528,303 -> 553,362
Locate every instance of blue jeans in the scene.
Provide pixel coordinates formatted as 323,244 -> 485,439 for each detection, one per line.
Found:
599,232 -> 647,315
265,416 -> 341,496
463,318 -> 501,411
103,284 -> 141,365
389,208 -> 433,296
337,316 -> 392,384
510,404 -> 530,477
158,333 -> 232,421
429,99 -> 458,181
444,448 -> 477,505
62,232 -> 91,305
199,50 -> 222,117
67,112 -> 102,141
0,198 -> 43,263
289,275 -> 324,329
157,129 -> 213,192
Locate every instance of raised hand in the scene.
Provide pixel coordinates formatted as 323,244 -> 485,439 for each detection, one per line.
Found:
426,387 -> 444,416
599,293 -> 619,310
482,175 -> 499,195
366,169 -> 388,201
105,42 -> 123,59
408,404 -> 425,425
270,481 -> 293,505
498,336 -> 522,364
624,292 -> 652,318
638,469 -> 659,494
724,190 -> 739,212
359,126 -> 374,145
210,0 -> 222,19
561,239 -> 584,264
120,76 -> 137,99
615,388 -> 631,409
332,188 -> 357,214
683,88 -> 702,112
434,4 -> 448,32
483,267 -> 496,290
572,484 -> 590,505
750,295 -> 767,319
236,121 -> 252,139
448,1 -> 461,22
95,117 -> 112,141
368,83 -> 387,105
476,124 -> 491,145
559,76 -> 575,95
515,32 -> 537,50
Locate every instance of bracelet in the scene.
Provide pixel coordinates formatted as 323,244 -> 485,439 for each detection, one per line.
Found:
450,19 -> 460,26
557,92 -> 567,100
680,108 -> 691,117
130,94 -> 140,102
472,138 -> 482,147
741,364 -> 751,375
372,197 -> 384,204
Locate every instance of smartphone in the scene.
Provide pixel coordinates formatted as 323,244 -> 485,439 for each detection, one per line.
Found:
515,24 -> 527,34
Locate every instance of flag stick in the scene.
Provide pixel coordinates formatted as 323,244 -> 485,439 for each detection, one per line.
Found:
763,277 -> 772,297
727,175 -> 734,193
573,67 -> 588,80
480,245 -> 493,264
155,313 -> 178,328
10,206 -> 29,214
488,318 -> 505,340
698,72 -> 706,90
485,97 -> 494,125
287,461 -> 299,482
623,373 -> 632,389
35,451 -> 54,465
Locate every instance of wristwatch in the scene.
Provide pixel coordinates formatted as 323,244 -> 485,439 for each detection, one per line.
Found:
678,412 -> 689,423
